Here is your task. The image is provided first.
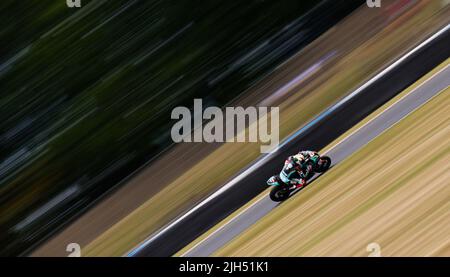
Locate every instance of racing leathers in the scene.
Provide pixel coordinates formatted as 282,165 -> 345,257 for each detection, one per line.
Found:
279,151 -> 317,189
279,156 -> 306,189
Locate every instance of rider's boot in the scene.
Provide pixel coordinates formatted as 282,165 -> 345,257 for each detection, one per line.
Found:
290,178 -> 306,190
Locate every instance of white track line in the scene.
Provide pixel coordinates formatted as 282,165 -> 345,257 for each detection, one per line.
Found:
181,63 -> 449,256
325,63 -> 450,153
126,23 -> 450,257
180,192 -> 269,256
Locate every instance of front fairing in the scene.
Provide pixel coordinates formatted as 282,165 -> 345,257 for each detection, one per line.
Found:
267,176 -> 281,186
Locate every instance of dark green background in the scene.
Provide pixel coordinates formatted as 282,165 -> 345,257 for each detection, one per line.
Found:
0,0 -> 363,255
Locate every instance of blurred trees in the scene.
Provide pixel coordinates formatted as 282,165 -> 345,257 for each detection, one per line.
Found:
0,0 -> 363,255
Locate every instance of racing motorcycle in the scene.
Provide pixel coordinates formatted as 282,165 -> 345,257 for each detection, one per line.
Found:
267,153 -> 331,202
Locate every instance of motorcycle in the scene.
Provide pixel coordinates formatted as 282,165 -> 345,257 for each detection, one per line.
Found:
267,153 -> 331,202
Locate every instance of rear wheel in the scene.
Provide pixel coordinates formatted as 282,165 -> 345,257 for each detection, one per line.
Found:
315,156 -> 331,173
270,186 -> 291,202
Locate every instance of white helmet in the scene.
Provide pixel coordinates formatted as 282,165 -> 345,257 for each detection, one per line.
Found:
292,154 -> 305,165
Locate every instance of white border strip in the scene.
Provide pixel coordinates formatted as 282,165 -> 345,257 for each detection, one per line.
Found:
181,192 -> 270,257
326,63 -> 450,153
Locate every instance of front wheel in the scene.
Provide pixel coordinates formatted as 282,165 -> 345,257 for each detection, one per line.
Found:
315,156 -> 331,173
270,186 -> 291,202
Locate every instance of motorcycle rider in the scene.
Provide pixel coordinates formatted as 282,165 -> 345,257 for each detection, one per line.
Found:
297,150 -> 318,172
279,150 -> 317,189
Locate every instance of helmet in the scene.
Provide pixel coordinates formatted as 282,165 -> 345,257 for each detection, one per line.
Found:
292,154 -> 305,165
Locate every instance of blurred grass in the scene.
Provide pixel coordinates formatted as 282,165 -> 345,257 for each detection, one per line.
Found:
176,57 -> 450,257
214,87 -> 450,257
82,3 -> 450,256
5,0 -> 346,255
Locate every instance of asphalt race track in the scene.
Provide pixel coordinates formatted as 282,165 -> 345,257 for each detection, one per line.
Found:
182,63 -> 450,257
130,25 -> 450,257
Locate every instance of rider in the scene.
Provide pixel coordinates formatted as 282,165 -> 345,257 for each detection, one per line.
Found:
279,150 -> 317,189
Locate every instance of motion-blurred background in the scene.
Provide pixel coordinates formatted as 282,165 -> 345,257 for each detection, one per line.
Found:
1,0 -> 448,256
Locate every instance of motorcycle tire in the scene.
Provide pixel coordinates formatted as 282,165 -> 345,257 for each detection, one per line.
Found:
270,186 -> 291,202
315,156 -> 331,173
